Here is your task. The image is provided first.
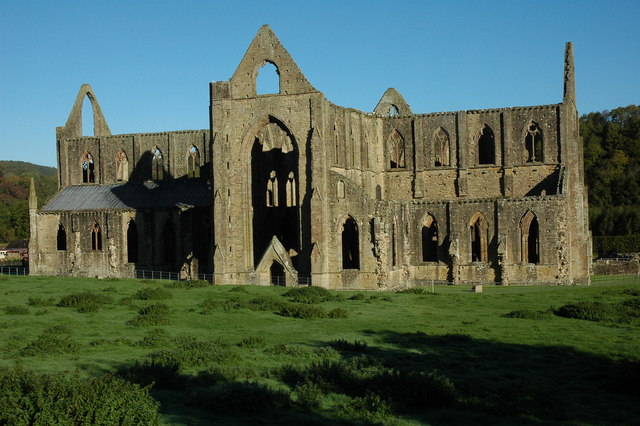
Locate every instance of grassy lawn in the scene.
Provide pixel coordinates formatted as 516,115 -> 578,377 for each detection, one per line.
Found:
1,274 -> 639,425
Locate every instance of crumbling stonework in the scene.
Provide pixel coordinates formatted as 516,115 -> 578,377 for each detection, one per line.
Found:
30,26 -> 591,287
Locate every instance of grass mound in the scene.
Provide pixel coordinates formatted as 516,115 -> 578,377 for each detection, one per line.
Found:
57,291 -> 113,313
396,287 -> 436,295
555,298 -> 640,324
3,305 -> 28,315
127,303 -> 171,327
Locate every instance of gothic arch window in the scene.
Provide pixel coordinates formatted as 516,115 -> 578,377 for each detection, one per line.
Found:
477,124 -> 495,165
524,122 -> 544,163
266,170 -> 279,207
391,219 -> 398,267
389,129 -> 406,169
115,149 -> 128,182
375,184 -> 382,201
333,122 -> 340,166
341,216 -> 360,269
81,151 -> 95,183
520,211 -> 540,263
127,220 -> 138,263
285,172 -> 297,207
90,222 -> 102,251
188,145 -> 201,178
421,214 -> 438,262
337,180 -> 345,199
469,213 -> 488,262
152,148 -> 164,180
388,105 -> 399,116
56,224 -> 66,251
163,219 -> 175,264
434,127 -> 450,167
256,61 -> 280,95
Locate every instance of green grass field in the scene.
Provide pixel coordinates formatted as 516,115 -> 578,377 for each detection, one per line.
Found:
1,274 -> 639,425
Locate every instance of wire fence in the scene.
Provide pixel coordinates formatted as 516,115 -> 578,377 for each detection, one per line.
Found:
0,266 -> 29,276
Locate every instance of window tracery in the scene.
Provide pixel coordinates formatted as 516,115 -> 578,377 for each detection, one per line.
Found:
115,149 -> 128,182
81,151 -> 95,183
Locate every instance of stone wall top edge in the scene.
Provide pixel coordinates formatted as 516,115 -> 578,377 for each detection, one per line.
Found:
37,208 -> 137,214
60,129 -> 210,143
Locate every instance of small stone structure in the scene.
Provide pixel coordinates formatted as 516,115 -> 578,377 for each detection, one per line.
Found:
29,26 -> 592,288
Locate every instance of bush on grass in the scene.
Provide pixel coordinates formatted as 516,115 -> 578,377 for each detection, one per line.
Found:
19,333 -> 79,357
503,309 -> 551,320
57,291 -> 113,313
396,287 -> 436,295
27,296 -> 55,307
229,286 -> 249,293
279,303 -> 326,319
330,338 -> 368,352
136,328 -> 171,347
163,280 -> 210,289
194,365 -> 260,385
0,367 -> 159,424
4,305 -> 28,315
133,286 -> 173,300
282,286 -> 335,304
328,307 -> 349,318
116,359 -> 186,389
340,393 -> 394,424
150,336 -> 235,367
293,381 -> 324,409
189,381 -> 290,415
127,303 -> 171,327
238,335 -> 267,348
555,300 -> 639,323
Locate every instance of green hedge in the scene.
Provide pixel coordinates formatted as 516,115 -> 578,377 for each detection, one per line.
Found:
593,235 -> 640,257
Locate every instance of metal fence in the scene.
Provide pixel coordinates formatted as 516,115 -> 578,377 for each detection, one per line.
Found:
0,266 -> 29,276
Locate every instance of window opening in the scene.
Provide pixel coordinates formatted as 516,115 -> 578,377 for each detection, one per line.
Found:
81,151 -> 95,183
470,213 -> 488,262
82,94 -> 94,136
285,172 -> 297,207
266,170 -> 278,207
152,148 -> 164,180
188,145 -> 201,178
389,129 -> 405,168
270,261 -> 285,286
256,61 -> 280,95
115,149 -> 128,182
90,222 -> 102,251
375,185 -> 382,201
333,123 -> 340,166
421,215 -> 438,262
478,125 -> 495,165
127,220 -> 138,263
391,221 -> 397,267
525,122 -> 543,162
521,211 -> 540,263
434,127 -> 450,167
342,216 -> 360,269
56,224 -> 66,251
337,180 -> 345,199
388,105 -> 399,116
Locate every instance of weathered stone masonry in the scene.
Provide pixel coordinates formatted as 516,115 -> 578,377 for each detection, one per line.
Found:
30,26 -> 591,288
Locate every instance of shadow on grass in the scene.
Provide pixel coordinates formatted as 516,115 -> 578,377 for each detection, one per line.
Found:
108,332 -> 639,425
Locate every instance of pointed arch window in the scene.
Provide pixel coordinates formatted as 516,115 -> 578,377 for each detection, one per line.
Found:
151,148 -> 165,180
81,151 -> 95,183
388,105 -> 399,116
337,180 -> 345,199
163,219 -> 175,264
469,213 -> 488,262
477,125 -> 495,165
127,220 -> 138,263
256,61 -> 280,95
434,127 -> 450,167
285,172 -> 297,207
266,170 -> 278,207
188,145 -> 201,178
90,222 -> 102,251
115,149 -> 129,182
341,216 -> 360,269
421,214 -> 438,262
525,122 -> 543,163
389,129 -> 406,169
56,224 -> 67,251
333,122 -> 340,166
520,211 -> 540,263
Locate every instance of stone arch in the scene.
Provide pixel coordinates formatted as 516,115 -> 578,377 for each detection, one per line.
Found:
57,84 -> 111,139
469,212 -> 488,262
187,145 -> 201,178
255,60 -> 280,95
373,88 -> 413,115
388,129 -> 406,169
340,215 -> 360,270
520,210 -> 540,263
433,127 -> 450,167
524,121 -> 544,163
115,149 -> 128,182
56,223 -> 66,251
420,212 -> 438,262
80,151 -> 95,183
90,221 -> 102,251
152,147 -> 165,180
269,260 -> 285,285
477,124 -> 495,165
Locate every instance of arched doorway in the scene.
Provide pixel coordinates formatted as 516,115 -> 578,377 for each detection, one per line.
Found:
270,261 -> 285,286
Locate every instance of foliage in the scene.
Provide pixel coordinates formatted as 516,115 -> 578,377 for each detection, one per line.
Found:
593,235 -> 640,256
27,296 -> 56,307
0,367 -> 159,425
19,331 -> 79,357
116,360 -> 186,389
503,309 -> 551,320
282,286 -> 335,303
396,286 -> 437,294
340,393 -> 394,424
133,286 -> 173,300
278,303 -> 326,319
188,381 -> 290,415
150,336 -> 235,367
163,279 -> 211,289
127,303 -> 171,326
330,338 -> 369,352
4,305 -> 29,315
554,298 -> 640,324
57,291 -> 113,312
328,307 -> 349,318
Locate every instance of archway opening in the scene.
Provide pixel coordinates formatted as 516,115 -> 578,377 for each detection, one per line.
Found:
270,261 -> 285,286
478,125 -> 495,165
127,220 -> 138,263
82,95 -> 94,136
256,61 -> 280,95
421,215 -> 438,262
57,224 -> 66,251
521,212 -> 540,264
470,214 -> 488,262
342,216 -> 360,270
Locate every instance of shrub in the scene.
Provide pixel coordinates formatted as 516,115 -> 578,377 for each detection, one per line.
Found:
127,303 -> 171,327
293,381 -> 324,409
555,301 -> 615,322
348,293 -> 368,301
622,289 -> 640,297
0,367 -> 159,424
238,335 -> 267,348
229,286 -> 249,293
199,296 -> 220,313
150,336 -> 235,367
45,324 -> 72,334
58,292 -> 113,312
194,365 -> 259,385
19,333 -> 79,356
396,287 -> 436,294
279,303 -> 326,319
340,393 -> 394,424
328,308 -> 349,318
116,360 -> 186,389
163,280 -> 210,289
133,286 -> 173,300
282,286 -> 334,303
247,296 -> 290,312
330,339 -> 368,352
4,305 -> 28,315
136,328 -> 171,347
101,286 -> 118,293
27,296 -> 55,306
265,344 -> 313,357
503,309 -> 550,320
189,381 -> 290,415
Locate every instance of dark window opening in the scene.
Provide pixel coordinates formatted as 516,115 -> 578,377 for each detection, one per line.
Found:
256,61 -> 280,95
521,212 -> 540,264
270,261 -> 285,286
391,222 -> 397,267
90,222 -> 102,251
525,122 -> 543,162
56,224 -> 66,251
470,214 -> 488,262
127,220 -> 138,263
152,148 -> 164,181
478,125 -> 495,165
388,105 -> 399,116
188,146 -> 201,178
421,216 -> 438,262
81,151 -> 95,183
342,216 -> 360,269
163,219 -> 175,265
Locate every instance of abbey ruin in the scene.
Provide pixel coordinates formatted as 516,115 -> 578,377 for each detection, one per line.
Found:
29,26 -> 592,288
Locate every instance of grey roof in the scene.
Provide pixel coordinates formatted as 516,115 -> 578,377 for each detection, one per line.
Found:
42,181 -> 212,211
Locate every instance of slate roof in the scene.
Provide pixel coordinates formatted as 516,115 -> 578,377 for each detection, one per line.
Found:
41,181 -> 212,211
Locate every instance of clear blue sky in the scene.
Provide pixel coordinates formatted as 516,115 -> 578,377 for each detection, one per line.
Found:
1,0 -> 638,167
